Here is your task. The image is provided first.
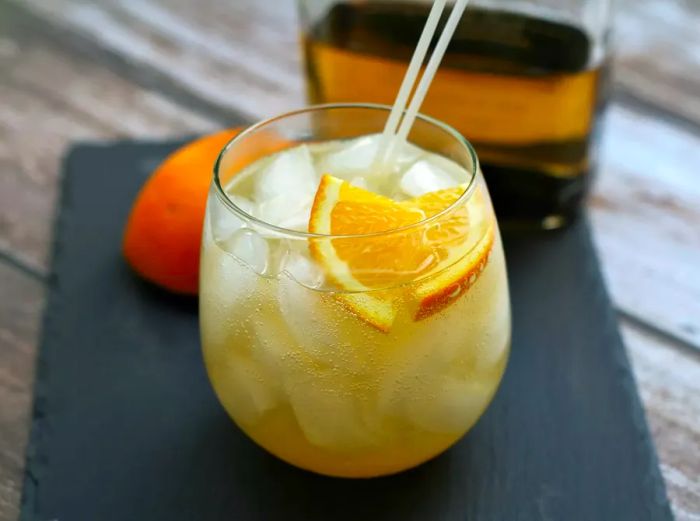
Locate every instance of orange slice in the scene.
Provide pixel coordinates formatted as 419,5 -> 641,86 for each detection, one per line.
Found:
401,184 -> 470,260
309,175 -> 430,291
309,175 -> 427,331
332,292 -> 398,333
412,188 -> 495,320
308,175 -> 494,331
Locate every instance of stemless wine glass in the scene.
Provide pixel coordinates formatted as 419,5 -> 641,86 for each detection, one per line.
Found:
199,104 -> 511,478
299,0 -> 613,228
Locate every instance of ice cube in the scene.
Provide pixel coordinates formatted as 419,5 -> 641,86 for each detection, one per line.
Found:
222,228 -> 269,275
377,324 -> 473,420
401,376 -> 492,433
249,279 -> 386,450
277,274 -> 383,374
254,144 -> 317,203
349,176 -> 369,190
278,275 -> 339,357
284,360 -> 384,450
256,195 -> 312,232
211,352 -> 281,427
316,134 -> 422,179
201,218 -> 259,309
474,276 -> 511,373
199,241 -> 260,356
248,311 -> 294,382
399,158 -> 459,197
429,154 -> 471,182
250,145 -> 317,230
283,251 -> 325,289
229,195 -> 255,214
377,323 -> 493,434
209,195 -> 250,243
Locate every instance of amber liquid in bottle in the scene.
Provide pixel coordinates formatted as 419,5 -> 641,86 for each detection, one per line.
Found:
303,2 -> 610,227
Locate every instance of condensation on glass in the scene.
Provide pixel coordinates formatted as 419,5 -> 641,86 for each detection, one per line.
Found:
199,105 -> 511,477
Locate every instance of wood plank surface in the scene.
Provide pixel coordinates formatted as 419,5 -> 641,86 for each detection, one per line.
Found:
623,322 -> 700,521
5,0 -> 305,121
10,0 -> 700,126
591,105 -> 700,349
0,265 -> 44,521
0,0 -> 698,519
0,24 -> 215,273
614,0 -> 700,125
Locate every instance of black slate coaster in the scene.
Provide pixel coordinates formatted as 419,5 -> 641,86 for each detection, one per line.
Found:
20,141 -> 673,521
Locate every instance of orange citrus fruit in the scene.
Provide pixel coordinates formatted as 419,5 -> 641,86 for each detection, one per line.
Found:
412,188 -> 495,320
308,175 -> 494,330
309,175 -> 428,290
123,128 -> 242,294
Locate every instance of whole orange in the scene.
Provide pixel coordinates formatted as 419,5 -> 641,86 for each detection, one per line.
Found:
123,128 -> 242,294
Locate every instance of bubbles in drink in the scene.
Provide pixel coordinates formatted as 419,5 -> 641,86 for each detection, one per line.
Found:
213,351 -> 281,427
200,136 -> 510,477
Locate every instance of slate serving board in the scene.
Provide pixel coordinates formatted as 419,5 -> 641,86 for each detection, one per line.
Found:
19,140 -> 673,521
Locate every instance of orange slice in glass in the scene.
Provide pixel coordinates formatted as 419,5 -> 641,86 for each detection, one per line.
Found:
309,175 -> 429,290
308,175 -> 494,331
412,188 -> 495,320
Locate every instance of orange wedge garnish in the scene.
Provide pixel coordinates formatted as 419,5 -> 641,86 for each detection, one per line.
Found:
309,175 -> 430,290
412,188 -> 495,320
308,175 -> 494,331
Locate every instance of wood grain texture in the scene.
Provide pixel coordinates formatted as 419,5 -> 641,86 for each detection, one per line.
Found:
622,321 -> 700,521
11,0 -> 700,127
591,105 -> 700,349
0,0 -> 697,519
615,0 -> 700,125
7,0 -> 305,121
0,26 -> 215,273
0,265 -> 44,521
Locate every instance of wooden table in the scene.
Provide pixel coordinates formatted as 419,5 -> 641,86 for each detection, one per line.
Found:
0,1 -> 698,519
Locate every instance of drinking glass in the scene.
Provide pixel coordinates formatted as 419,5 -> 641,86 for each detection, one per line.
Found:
200,104 -> 511,477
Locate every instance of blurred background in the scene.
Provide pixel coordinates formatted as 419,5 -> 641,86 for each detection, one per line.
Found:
0,0 -> 698,520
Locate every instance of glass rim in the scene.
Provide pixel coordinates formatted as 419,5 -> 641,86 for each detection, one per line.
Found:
213,103 -> 479,239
